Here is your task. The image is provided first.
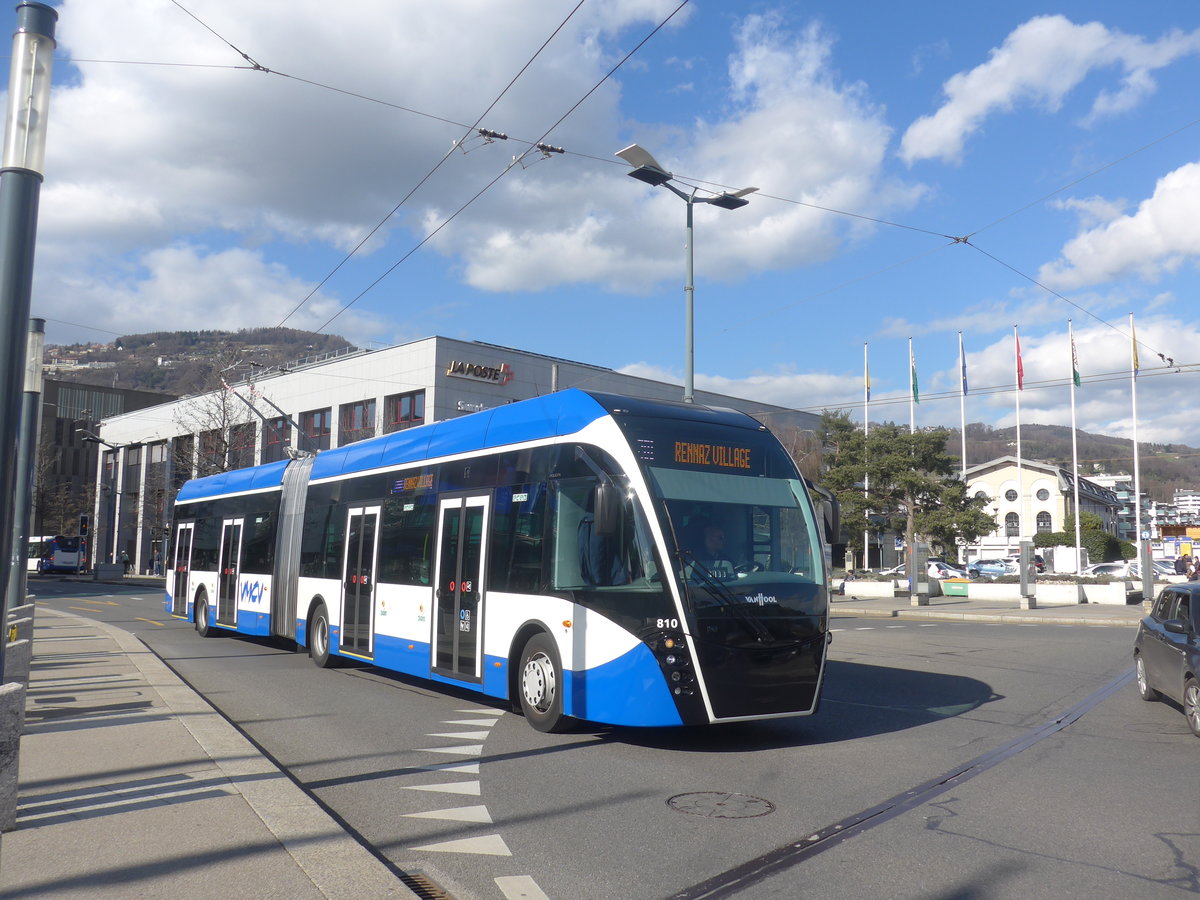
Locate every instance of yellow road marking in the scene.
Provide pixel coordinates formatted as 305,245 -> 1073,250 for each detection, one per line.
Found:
68,606 -> 99,613
133,617 -> 165,627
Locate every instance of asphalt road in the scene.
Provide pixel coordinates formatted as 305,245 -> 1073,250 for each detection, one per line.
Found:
27,580 -> 1198,900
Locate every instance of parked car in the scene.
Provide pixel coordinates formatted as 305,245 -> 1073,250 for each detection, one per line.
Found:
1086,560 -> 1177,579
883,561 -> 967,579
1082,562 -> 1130,577
1133,583 -> 1200,737
1004,553 -> 1046,573
968,558 -> 1017,578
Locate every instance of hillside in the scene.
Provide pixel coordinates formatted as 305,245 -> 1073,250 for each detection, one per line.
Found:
44,328 -> 356,396
957,422 -> 1199,502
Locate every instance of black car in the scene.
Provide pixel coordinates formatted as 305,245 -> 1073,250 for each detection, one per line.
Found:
1133,582 -> 1200,737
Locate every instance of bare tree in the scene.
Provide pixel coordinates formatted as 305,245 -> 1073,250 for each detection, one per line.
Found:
171,349 -> 257,476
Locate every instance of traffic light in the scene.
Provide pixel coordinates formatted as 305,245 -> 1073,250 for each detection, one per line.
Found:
78,514 -> 89,537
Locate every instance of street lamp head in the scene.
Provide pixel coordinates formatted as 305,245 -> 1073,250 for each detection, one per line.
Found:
626,165 -> 673,187
615,143 -> 673,186
707,187 -> 758,210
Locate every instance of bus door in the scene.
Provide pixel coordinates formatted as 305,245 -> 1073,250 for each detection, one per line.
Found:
216,519 -> 243,627
171,522 -> 194,617
341,506 -> 380,658
432,494 -> 489,682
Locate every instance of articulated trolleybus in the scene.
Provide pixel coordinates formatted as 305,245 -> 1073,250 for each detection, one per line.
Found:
166,390 -> 831,732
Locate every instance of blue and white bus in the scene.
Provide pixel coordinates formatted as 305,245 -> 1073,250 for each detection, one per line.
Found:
30,535 -> 86,574
166,390 -> 833,732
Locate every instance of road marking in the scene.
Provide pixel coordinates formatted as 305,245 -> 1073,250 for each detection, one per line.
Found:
444,718 -> 499,727
404,804 -> 492,823
456,707 -> 504,715
416,744 -> 484,756
133,617 -> 165,627
496,875 -> 552,899
402,781 -> 481,795
416,761 -> 480,775
426,731 -> 492,740
411,834 -> 511,856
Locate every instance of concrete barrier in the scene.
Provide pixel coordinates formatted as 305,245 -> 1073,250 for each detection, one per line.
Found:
0,681 -> 24,832
94,563 -> 125,580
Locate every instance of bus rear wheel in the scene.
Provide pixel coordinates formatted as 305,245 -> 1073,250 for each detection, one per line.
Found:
518,633 -> 570,733
309,603 -> 334,668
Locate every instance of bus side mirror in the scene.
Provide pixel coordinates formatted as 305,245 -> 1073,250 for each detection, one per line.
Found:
594,481 -> 618,537
821,498 -> 839,545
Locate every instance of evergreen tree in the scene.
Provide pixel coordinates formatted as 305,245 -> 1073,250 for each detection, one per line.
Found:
817,410 -> 995,560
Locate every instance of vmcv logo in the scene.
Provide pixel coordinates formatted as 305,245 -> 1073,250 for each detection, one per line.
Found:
239,581 -> 265,605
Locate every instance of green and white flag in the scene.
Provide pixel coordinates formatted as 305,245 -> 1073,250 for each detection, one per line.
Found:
909,342 -> 919,404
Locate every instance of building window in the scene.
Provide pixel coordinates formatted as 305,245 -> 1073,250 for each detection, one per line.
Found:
1036,488 -> 1050,501
300,408 -> 332,452
262,416 -> 291,464
383,390 -> 425,434
228,422 -> 256,469
339,399 -> 376,445
1005,513 -> 1019,536
1036,511 -> 1052,533
974,490 -> 988,500
1005,489 -> 1018,502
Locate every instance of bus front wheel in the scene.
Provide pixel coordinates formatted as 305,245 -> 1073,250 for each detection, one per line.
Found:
195,593 -> 214,638
309,603 -> 334,668
518,633 -> 570,733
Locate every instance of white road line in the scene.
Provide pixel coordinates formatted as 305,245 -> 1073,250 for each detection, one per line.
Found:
425,731 -> 492,741
496,875 -> 552,900
416,762 -> 480,775
443,718 -> 499,727
456,708 -> 504,715
403,804 -> 492,823
415,744 -> 484,756
402,781 -> 481,795
410,834 -> 511,856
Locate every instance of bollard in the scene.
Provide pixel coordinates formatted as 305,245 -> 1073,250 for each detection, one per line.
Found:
3,639 -> 30,694
0,681 -> 25,832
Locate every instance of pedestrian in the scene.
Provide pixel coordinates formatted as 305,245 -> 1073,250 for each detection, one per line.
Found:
1175,555 -> 1188,576
120,549 -> 130,575
153,549 -> 162,577
1189,557 -> 1199,582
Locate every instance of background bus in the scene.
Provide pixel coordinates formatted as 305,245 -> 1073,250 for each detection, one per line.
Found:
30,535 -> 86,574
166,390 -> 832,732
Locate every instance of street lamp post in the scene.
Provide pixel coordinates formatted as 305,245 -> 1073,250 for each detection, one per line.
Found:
615,144 -> 756,404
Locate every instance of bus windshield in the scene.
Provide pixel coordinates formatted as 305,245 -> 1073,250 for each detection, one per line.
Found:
649,467 -> 824,614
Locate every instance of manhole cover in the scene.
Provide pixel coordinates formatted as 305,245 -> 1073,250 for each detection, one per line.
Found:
667,792 -> 775,819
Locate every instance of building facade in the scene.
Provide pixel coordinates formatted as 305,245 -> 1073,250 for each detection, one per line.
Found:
95,336 -> 819,574
963,457 -> 1119,563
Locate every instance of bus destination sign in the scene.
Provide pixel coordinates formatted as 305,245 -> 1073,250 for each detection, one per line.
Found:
673,441 -> 752,470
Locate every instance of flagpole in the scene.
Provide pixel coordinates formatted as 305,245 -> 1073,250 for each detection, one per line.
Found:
908,337 -> 916,434
1069,319 -> 1082,574
1131,313 -> 1142,557
864,341 -> 870,570
958,331 -> 967,482
1014,325 -> 1023,548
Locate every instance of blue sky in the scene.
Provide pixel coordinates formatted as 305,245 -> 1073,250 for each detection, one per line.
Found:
7,1 -> 1200,450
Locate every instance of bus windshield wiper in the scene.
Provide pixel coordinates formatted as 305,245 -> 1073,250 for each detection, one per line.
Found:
678,550 -> 773,643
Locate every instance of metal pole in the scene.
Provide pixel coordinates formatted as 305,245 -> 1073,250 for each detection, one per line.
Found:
7,316 -> 42,608
683,193 -> 695,404
0,3 -> 56,627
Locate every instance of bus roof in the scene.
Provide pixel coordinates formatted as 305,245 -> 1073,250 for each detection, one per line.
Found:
174,389 -> 762,503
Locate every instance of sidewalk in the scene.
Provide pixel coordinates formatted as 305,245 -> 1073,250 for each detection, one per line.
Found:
834,590 -> 1146,627
0,608 -> 415,899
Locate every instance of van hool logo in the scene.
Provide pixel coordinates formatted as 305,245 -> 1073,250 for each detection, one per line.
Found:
445,359 -> 514,385
743,593 -> 779,606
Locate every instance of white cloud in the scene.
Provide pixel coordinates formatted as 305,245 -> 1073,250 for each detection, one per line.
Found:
899,16 -> 1200,165
441,12 -> 910,292
1039,162 -> 1200,290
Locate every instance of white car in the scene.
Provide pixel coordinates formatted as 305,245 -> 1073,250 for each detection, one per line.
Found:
884,561 -> 967,579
